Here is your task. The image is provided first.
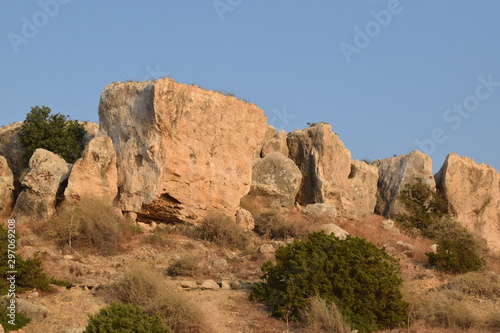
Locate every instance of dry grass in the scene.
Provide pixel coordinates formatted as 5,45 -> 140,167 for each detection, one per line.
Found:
300,296 -> 353,333
409,271 -> 500,331
253,209 -> 325,240
45,198 -> 127,256
197,213 -> 250,250
115,264 -> 208,333
144,226 -> 168,247
166,253 -> 201,277
339,215 -> 434,263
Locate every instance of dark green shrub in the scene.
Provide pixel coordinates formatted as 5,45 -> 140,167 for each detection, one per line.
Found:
0,303 -> 31,332
397,178 -> 484,273
397,177 -> 448,235
18,106 -> 86,166
84,301 -> 171,333
250,231 -> 410,332
427,234 -> 484,274
0,225 -> 51,294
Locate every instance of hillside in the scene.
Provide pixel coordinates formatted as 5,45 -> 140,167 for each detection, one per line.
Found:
0,78 -> 499,332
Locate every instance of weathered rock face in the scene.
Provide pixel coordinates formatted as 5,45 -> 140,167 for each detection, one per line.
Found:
13,149 -> 71,219
320,223 -> 349,240
0,122 -> 24,186
435,153 -> 500,252
373,150 -> 435,217
99,79 -> 268,223
261,130 -> 289,157
287,123 -> 352,214
235,207 -> 254,231
0,156 -> 14,217
253,125 -> 276,159
64,137 -> 118,205
304,203 -> 337,219
348,160 -> 379,218
241,152 -> 302,210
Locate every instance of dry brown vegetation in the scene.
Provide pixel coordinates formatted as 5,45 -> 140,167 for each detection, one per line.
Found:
9,196 -> 500,333
113,264 -> 208,333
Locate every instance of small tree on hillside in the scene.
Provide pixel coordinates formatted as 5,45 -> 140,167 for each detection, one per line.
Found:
18,106 -> 86,166
250,232 -> 410,332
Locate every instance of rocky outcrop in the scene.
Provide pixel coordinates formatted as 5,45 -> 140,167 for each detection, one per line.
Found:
348,160 -> 378,218
64,137 -> 118,205
373,150 -> 435,217
241,152 -> 302,210
0,122 -> 98,187
0,156 -> 14,217
13,149 -> 71,219
287,123 -> 352,214
320,223 -> 349,240
98,79 -> 268,223
235,207 -> 254,231
261,130 -> 289,157
435,153 -> 500,252
303,203 -> 337,219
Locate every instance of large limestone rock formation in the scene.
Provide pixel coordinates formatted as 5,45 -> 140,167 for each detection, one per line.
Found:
13,149 -> 71,219
242,152 -> 302,210
373,150 -> 435,217
64,137 -> 118,205
0,156 -> 14,217
98,79 -> 268,223
348,160 -> 379,218
287,123 -> 352,214
435,153 -> 500,252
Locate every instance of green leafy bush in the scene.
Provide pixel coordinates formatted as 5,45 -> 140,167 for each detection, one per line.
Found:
18,106 -> 86,166
397,178 -> 484,273
0,225 -> 51,294
84,301 -> 171,333
427,233 -> 484,274
397,177 -> 448,235
250,231 -> 409,332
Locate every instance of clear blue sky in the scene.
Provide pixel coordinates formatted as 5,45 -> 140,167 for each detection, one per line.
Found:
2,1 -> 500,173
